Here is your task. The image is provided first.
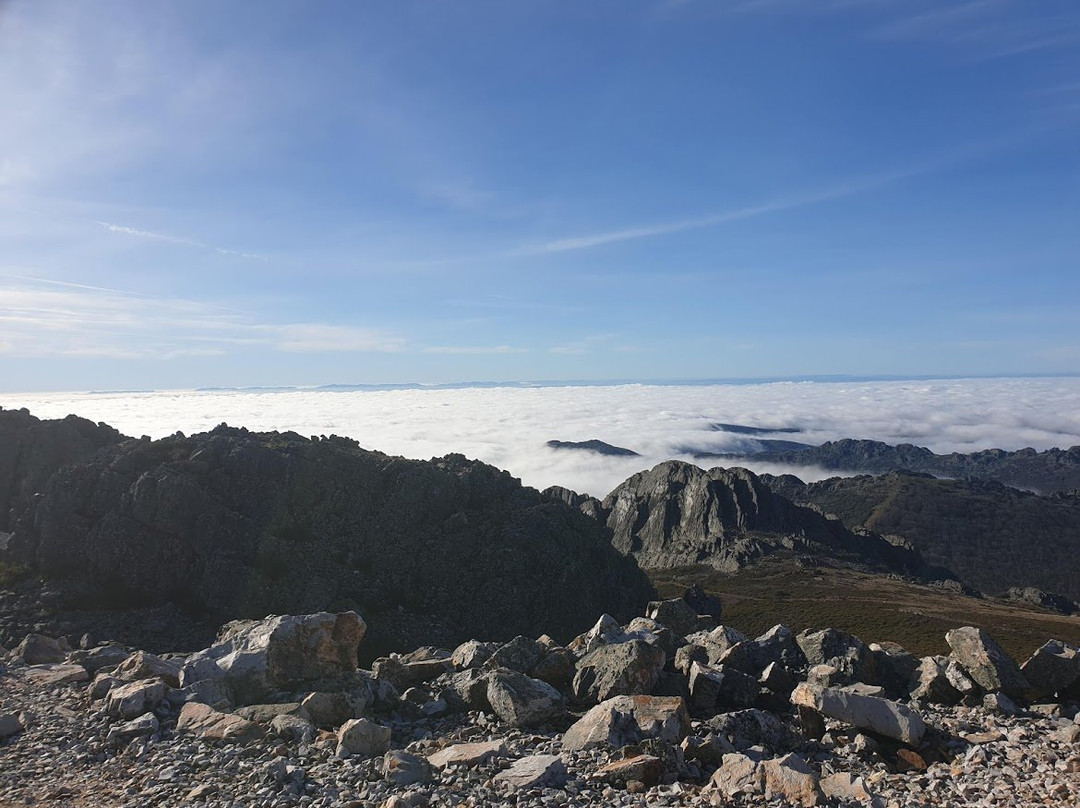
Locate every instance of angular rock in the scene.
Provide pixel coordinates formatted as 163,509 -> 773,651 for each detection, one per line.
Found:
675,644 -> 708,676
870,642 -> 920,700
689,625 -> 748,665
21,663 -> 89,687
15,633 -> 68,665
177,702 -> 264,743
791,683 -> 926,746
270,713 -> 316,743
530,647 -> 576,691
572,640 -> 665,704
946,626 -> 1030,699
446,668 -> 491,712
106,712 -> 159,748
593,754 -> 662,787
708,752 -> 763,798
71,644 -> 130,676
0,713 -> 23,740
492,754 -> 566,791
486,668 -> 566,727
336,717 -> 391,758
105,679 -> 166,720
569,614 -> 624,657
622,617 -> 677,659
646,598 -> 712,638
763,753 -> 822,807
983,692 -> 1021,716
234,702 -> 308,722
684,584 -> 723,620
451,640 -> 497,671
88,673 -> 121,700
115,651 -> 182,688
184,611 -> 365,706
909,657 -> 963,705
707,708 -> 798,754
1020,640 -> 1080,700
383,750 -> 433,786
797,628 -> 874,685
688,662 -> 757,716
428,739 -> 507,769
562,695 -> 690,751
487,635 -> 543,673
300,690 -> 367,729
820,772 -> 882,807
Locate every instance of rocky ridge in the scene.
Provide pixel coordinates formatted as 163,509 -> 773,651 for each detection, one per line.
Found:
0,410 -> 653,658
546,461 -> 950,580
2,594 -> 1080,808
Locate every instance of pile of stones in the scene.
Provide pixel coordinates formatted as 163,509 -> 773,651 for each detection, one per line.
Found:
2,596 -> 1079,807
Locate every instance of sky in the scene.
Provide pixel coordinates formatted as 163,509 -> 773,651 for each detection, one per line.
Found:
4,377 -> 1079,495
1,0 -> 1078,393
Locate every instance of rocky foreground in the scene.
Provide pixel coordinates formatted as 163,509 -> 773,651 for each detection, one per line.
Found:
2,595 -> 1080,808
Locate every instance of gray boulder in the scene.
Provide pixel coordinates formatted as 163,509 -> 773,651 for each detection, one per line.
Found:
791,682 -> 925,746
1020,640 -> 1080,700
946,627 -> 1031,699
15,634 -> 68,665
336,717 -> 391,758
706,708 -> 799,754
450,640 -> 497,670
909,657 -> 963,705
797,628 -> 875,685
487,635 -> 543,673
183,612 -> 365,706
562,695 -> 690,751
383,750 -> 433,786
105,679 -> 166,720
572,640 -> 665,704
646,598 -> 714,637
688,662 -> 758,717
486,668 -> 566,727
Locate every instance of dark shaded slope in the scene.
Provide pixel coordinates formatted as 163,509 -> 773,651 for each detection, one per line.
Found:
3,423 -> 655,657
0,408 -> 125,532
765,470 -> 1080,601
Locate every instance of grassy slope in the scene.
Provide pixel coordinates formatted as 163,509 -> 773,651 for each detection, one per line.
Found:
650,558 -> 1080,663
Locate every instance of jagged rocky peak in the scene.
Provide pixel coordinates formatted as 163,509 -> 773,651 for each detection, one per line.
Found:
599,460 -> 947,579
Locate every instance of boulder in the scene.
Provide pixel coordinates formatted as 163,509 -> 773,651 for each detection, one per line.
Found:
646,598 -> 713,638
177,702 -> 264,743
530,648 -> 576,691
683,584 -> 723,620
106,713 -> 159,748
428,739 -> 507,769
336,717 -> 391,758
675,644 -> 708,676
688,662 -> 757,716
105,679 -> 166,720
372,656 -> 449,691
115,651 -> 182,688
0,713 -> 23,740
562,695 -> 690,751
300,690 -> 367,730
487,635 -> 543,673
706,709 -> 798,754
450,640 -> 497,670
572,640 -> 665,704
622,617 -> 677,659
797,628 -> 874,685
687,625 -> 748,665
1020,640 -> 1080,700
270,713 -> 316,743
21,663 -> 89,687
71,644 -> 130,676
486,668 -> 566,727
791,683 -> 925,746
720,625 -> 806,676
184,612 -> 365,706
820,772 -> 882,807
870,642 -> 920,700
762,753 -> 822,807
593,754 -> 662,787
446,668 -> 491,712
945,627 -> 1030,699
909,657 -> 962,705
15,634 -> 68,665
492,754 -> 567,791
708,752 -> 763,798
383,750 -> 433,786
569,614 -> 624,657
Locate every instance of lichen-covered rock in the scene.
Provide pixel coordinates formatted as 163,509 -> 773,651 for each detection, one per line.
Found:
797,628 -> 875,685
791,683 -> 926,746
336,717 -> 391,758
105,679 -> 166,720
562,695 -> 690,751
1020,640 -> 1080,700
486,668 -> 566,727
183,612 -> 365,706
946,627 -> 1031,699
572,640 -> 665,704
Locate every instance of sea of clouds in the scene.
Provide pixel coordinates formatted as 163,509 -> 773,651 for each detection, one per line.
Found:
3,377 -> 1079,497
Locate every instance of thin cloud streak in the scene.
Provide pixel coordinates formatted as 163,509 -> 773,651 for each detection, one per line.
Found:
98,221 -> 268,260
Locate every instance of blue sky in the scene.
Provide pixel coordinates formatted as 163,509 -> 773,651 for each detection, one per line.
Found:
1,0 -> 1078,392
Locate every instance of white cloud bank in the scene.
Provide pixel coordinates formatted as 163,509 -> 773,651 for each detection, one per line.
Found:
2,378 -> 1079,497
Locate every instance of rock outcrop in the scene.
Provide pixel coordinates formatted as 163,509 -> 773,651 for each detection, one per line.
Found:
1,420 -> 654,658
596,461 -> 949,577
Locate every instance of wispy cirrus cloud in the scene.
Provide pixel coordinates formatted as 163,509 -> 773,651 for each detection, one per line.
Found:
98,221 -> 268,260
422,345 -> 525,355
0,276 -> 403,359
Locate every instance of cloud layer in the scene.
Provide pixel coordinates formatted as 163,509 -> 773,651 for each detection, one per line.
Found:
3,378 -> 1078,497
